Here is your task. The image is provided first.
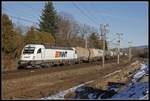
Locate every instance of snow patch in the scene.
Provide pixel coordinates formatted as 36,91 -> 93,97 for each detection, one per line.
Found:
132,63 -> 148,82
41,80 -> 94,99
111,63 -> 149,100
111,82 -> 148,99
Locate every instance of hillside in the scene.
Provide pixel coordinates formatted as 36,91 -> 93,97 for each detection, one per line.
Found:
121,45 -> 148,58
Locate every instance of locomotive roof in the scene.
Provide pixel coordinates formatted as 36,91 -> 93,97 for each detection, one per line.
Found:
25,44 -> 74,50
43,44 -> 73,50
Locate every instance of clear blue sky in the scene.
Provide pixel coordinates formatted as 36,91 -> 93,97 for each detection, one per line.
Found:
2,1 -> 148,48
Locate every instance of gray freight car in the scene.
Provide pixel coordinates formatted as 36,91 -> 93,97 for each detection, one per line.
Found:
74,47 -> 90,62
89,48 -> 103,61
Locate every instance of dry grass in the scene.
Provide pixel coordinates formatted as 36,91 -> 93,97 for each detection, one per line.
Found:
2,56 -> 18,72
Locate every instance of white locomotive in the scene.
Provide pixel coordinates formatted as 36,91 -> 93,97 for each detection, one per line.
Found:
18,44 -> 77,68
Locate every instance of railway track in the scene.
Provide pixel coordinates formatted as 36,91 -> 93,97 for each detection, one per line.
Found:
2,57 -> 127,80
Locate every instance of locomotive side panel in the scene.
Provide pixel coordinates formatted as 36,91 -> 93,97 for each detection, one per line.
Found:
44,49 -> 76,60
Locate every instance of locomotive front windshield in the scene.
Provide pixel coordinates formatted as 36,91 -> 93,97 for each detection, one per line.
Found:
23,47 -> 35,54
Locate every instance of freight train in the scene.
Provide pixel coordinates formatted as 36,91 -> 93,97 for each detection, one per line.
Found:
18,44 -> 123,69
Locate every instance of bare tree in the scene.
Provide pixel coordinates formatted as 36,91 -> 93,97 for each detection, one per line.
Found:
57,12 -> 80,46
57,12 -> 98,47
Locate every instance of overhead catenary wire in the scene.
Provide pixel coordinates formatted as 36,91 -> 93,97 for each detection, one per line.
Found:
9,15 -> 39,25
3,2 -> 99,28
81,4 -> 100,23
20,3 -> 44,21
72,2 -> 99,26
2,7 -> 39,28
2,5 -> 39,20
89,3 -> 108,23
3,3 -> 103,36
2,7 -> 37,23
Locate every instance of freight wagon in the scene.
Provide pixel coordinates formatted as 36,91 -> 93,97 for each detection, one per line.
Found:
74,47 -> 90,62
89,48 -> 103,61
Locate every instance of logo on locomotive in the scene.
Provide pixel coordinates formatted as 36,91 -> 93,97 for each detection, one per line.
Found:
55,51 -> 67,58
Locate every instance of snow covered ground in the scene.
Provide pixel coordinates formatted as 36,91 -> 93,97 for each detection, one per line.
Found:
41,81 -> 94,99
111,82 -> 148,99
111,63 -> 149,100
132,64 -> 148,82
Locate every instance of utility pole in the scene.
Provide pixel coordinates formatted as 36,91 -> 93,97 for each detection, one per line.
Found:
100,24 -> 109,67
116,33 -> 123,64
85,33 -> 88,48
128,42 -> 132,61
84,24 -> 88,48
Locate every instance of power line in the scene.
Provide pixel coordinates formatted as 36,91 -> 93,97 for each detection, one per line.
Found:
3,6 -> 38,19
20,3 -> 42,18
17,3 -> 42,23
2,7 -> 39,26
10,15 -> 38,24
72,2 -> 99,26
89,4 -> 107,23
79,4 -> 99,24
21,3 -> 42,12
4,14 -> 39,29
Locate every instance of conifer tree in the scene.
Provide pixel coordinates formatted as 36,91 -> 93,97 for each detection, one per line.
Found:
39,1 -> 58,40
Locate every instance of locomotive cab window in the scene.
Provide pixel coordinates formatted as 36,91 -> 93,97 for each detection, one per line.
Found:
23,47 -> 35,54
37,48 -> 41,54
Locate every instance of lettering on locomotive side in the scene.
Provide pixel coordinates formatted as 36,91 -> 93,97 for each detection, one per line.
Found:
55,51 -> 67,58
